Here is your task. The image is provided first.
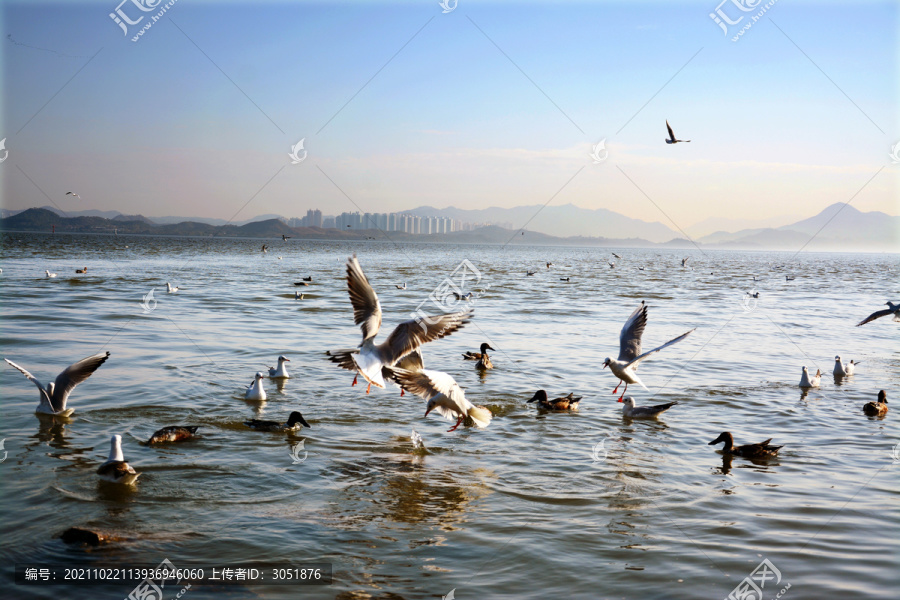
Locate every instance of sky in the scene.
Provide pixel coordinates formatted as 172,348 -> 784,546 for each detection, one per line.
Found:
1,0 -> 898,234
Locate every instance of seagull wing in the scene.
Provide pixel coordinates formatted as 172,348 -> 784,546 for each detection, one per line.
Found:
381,310 -> 472,365
50,351 -> 110,411
4,358 -> 53,409
856,308 -> 892,326
666,120 -> 675,141
395,348 -> 425,372
618,302 -> 647,363
346,255 -> 382,341
626,329 -> 694,368
391,369 -> 468,417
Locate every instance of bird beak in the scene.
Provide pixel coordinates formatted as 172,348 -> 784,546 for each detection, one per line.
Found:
284,359 -> 291,362
424,406 -> 432,417
300,416 -> 310,428
602,363 -> 608,369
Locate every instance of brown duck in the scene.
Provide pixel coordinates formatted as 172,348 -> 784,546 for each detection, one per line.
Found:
146,426 -> 200,444
527,390 -> 581,410
862,390 -> 888,417
708,432 -> 783,458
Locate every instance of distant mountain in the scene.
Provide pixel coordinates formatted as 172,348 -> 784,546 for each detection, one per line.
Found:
407,203 -> 678,243
685,214 -> 802,239
698,203 -> 898,251
149,213 -> 286,226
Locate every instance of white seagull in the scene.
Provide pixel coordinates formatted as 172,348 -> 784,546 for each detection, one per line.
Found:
46,270 -> 57,278
602,301 -> 695,400
799,366 -> 821,388
328,255 -> 472,393
856,301 -> 900,326
65,191 -> 80,199
245,372 -> 267,400
665,120 -> 690,144
681,257 -> 689,268
267,355 -> 291,378
396,283 -> 407,290
5,351 -> 110,417
96,434 -> 140,484
619,396 -> 678,418
391,368 -> 492,432
166,282 -> 179,293
833,356 -> 859,377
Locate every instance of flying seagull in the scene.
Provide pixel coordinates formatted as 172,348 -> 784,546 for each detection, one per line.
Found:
390,368 -> 492,432
665,120 -> 690,144
282,234 -> 291,241
5,351 -> 111,416
261,244 -> 268,253
856,301 -> 900,326
602,301 -> 695,400
328,255 -> 472,393
65,191 -> 80,199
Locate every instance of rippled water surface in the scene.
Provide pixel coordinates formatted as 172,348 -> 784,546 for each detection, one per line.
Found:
1,233 -> 898,599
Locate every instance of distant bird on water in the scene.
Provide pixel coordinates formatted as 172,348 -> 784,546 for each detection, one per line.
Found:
862,390 -> 888,417
75,267 -> 88,274
527,390 -> 581,411
463,343 -> 493,363
833,356 -> 859,377
166,282 -> 179,293
856,301 -> 899,326
395,282 -> 406,290
5,351 -> 110,417
602,301 -> 695,400
708,432 -> 782,458
261,244 -> 268,253
46,270 -> 57,278
245,372 -> 267,401
665,120 -> 690,144
282,234 -> 291,241
560,277 -> 570,282
244,411 -> 310,432
267,355 -> 291,378
799,366 -> 821,388
619,396 -> 677,418
146,426 -> 199,444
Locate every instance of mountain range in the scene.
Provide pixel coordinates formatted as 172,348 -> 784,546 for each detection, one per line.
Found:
0,203 -> 896,251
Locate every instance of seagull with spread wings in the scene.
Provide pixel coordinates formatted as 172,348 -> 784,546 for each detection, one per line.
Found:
665,120 -> 690,144
5,351 -> 110,416
328,255 -> 472,393
390,368 -> 492,431
602,302 -> 694,400
856,301 -> 899,326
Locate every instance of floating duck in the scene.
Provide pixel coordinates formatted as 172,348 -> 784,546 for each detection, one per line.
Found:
708,432 -> 783,458
46,270 -> 57,278
97,435 -> 140,484
527,390 -> 581,410
560,277 -> 570,282
462,343 -> 493,362
244,411 -> 310,432
302,276 -> 312,282
391,368 -> 492,432
619,396 -> 677,418
245,372 -> 267,401
294,281 -> 309,286
267,355 -> 291,378
295,292 -> 305,300
862,390 -> 888,417
799,366 -> 821,388
395,282 -> 406,289
75,267 -> 88,274
5,351 -> 110,417
526,270 -> 536,276
833,356 -> 859,377
146,426 -> 199,444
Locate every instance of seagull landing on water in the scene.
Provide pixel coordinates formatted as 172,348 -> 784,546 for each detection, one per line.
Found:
602,301 -> 695,400
665,120 -> 690,144
390,368 -> 492,432
5,351 -> 110,417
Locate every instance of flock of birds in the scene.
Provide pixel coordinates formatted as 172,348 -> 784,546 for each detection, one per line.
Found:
4,253 -> 897,482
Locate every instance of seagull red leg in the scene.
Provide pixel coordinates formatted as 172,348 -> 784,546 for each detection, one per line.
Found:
366,382 -> 371,394
612,381 -> 621,395
618,382 -> 628,401
447,416 -> 464,432
400,389 -> 405,397
352,374 -> 358,386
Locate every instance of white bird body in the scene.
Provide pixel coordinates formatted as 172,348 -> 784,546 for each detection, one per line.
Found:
5,351 -> 110,417
391,368 -> 492,431
267,356 -> 291,378
166,282 -> 179,293
46,270 -> 57,278
619,397 -> 678,418
799,366 -> 821,388
833,356 -> 858,377
603,302 -> 694,400
245,372 -> 267,400
97,435 -> 140,484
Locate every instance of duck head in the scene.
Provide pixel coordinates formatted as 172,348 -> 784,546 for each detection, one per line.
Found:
527,390 -> 548,403
287,411 -> 310,428
480,343 -> 494,354
708,432 -> 733,447
878,390 -> 887,404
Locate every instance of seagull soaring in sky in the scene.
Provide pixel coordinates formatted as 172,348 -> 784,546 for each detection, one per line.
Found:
665,120 -> 690,144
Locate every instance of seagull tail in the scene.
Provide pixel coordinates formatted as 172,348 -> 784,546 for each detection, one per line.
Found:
467,406 -> 493,428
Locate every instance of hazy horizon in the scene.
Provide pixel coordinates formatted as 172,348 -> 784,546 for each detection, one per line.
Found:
1,1 -> 898,237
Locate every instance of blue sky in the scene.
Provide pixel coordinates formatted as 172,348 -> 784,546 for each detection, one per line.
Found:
1,0 -> 897,232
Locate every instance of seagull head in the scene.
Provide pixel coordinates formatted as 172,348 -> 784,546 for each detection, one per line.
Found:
278,355 -> 290,363
801,366 -> 808,373
424,399 -> 437,417
527,390 -> 547,403
834,355 -> 841,362
618,396 -> 635,407
255,372 -> 265,381
602,358 -> 611,369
